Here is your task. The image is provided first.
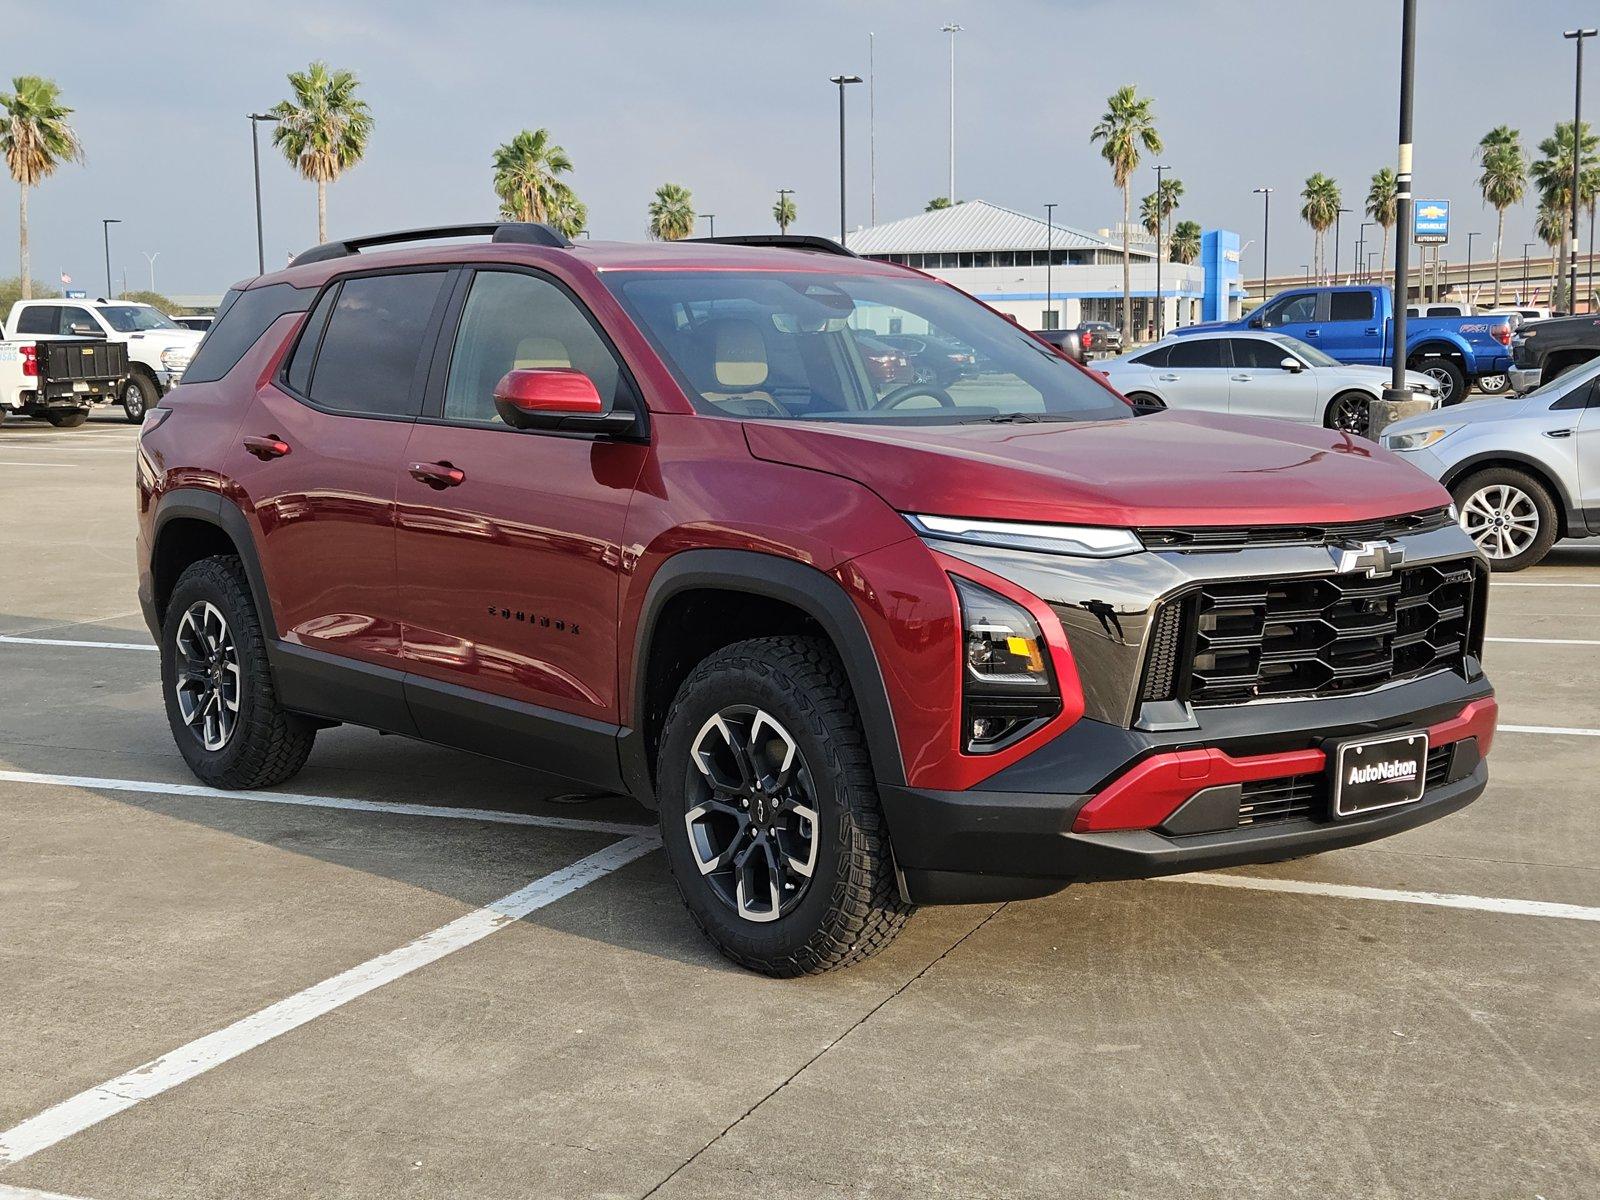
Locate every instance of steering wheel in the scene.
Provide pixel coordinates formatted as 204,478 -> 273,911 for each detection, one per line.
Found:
872,383 -> 957,411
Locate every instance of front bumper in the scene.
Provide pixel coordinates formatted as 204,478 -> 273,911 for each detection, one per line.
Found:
882,670 -> 1494,904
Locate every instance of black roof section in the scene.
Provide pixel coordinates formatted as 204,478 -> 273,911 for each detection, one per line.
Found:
682,234 -> 858,258
288,221 -> 573,268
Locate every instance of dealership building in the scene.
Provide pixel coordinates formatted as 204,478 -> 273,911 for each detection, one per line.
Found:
844,200 -> 1244,334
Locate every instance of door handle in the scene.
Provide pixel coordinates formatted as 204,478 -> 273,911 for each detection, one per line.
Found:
1543,428 -> 1574,439
243,434 -> 291,460
1365,327 -> 1380,334
1302,329 -> 1320,337
1230,374 -> 1252,381
408,460 -> 466,489
1157,373 -> 1179,381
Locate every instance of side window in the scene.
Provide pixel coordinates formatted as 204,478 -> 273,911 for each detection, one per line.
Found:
183,284 -> 313,384
441,270 -> 632,427
58,306 -> 97,335
1328,291 -> 1375,322
1230,338 -> 1289,369
14,306 -> 55,335
1259,293 -> 1316,328
1165,339 -> 1225,368
1131,345 -> 1169,367
301,272 -> 446,417
285,286 -> 337,397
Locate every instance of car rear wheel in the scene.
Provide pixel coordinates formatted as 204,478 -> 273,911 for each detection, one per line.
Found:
1324,392 -> 1371,437
121,373 -> 157,423
161,555 -> 316,787
1412,357 -> 1466,405
43,409 -> 89,428
1124,391 -> 1166,412
1451,468 -> 1558,571
656,635 -> 912,976
1475,373 -> 1510,395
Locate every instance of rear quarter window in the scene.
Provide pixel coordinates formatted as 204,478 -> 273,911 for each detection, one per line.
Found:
181,284 -> 314,384
13,306 -> 56,335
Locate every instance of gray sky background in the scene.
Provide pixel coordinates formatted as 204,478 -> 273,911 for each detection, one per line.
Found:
9,0 -> 1595,296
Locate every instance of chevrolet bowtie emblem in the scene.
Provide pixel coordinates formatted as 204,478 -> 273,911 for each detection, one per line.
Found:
1331,538 -> 1405,578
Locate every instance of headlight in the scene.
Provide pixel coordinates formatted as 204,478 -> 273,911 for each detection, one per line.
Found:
951,575 -> 1060,752
907,513 -> 1141,558
1381,426 -> 1457,452
160,347 -> 192,372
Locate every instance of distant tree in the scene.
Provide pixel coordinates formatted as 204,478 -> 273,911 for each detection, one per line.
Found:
1169,220 -> 1202,265
1535,199 -> 1565,291
648,183 -> 695,241
1475,139 -> 1525,305
1530,120 -> 1597,309
924,196 -> 952,211
1365,167 -> 1397,281
773,192 -> 797,234
0,76 -> 83,300
547,185 -> 587,240
1090,84 -> 1162,341
491,128 -> 575,226
0,273 -> 53,312
119,288 -> 192,315
1139,176 -> 1183,261
269,62 -> 374,245
1300,173 -> 1341,282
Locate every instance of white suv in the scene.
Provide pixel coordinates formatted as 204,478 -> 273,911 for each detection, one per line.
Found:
5,299 -> 204,422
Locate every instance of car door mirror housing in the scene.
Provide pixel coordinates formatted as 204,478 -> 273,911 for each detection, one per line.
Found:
1280,356 -> 1304,373
1248,316 -> 1264,329
492,367 -> 637,435
68,322 -> 104,338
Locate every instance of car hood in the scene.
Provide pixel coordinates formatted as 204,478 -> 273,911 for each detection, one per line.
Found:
743,412 -> 1449,528
1387,393 -> 1535,434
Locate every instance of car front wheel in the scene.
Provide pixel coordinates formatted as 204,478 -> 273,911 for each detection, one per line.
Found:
1451,468 -> 1558,571
657,636 -> 912,976
1324,392 -> 1371,437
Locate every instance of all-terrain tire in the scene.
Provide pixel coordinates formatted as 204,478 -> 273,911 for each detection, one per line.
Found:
656,635 -> 913,976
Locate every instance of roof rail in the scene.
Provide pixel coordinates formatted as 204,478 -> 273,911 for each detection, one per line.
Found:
288,221 -> 572,268
682,234 -> 858,258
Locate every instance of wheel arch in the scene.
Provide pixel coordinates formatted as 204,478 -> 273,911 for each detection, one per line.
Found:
149,489 -> 276,640
1440,453 -> 1574,540
622,549 -> 905,809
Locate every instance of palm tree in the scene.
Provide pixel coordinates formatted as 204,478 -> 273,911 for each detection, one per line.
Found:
1139,177 -> 1183,261
1169,220 -> 1202,265
546,184 -> 587,240
1090,85 -> 1162,341
491,128 -> 574,225
1300,173 -> 1341,283
1476,140 -> 1525,305
1365,168 -> 1397,282
1530,120 -> 1598,310
1536,200 -> 1566,301
269,62 -> 374,245
0,76 -> 82,301
648,183 -> 695,241
924,196 -> 952,212
773,192 -> 797,234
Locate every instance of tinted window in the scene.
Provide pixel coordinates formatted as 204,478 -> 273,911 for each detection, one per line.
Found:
1230,338 -> 1292,369
58,307 -> 97,335
1259,293 -> 1316,327
303,272 -> 446,417
442,270 -> 633,426
183,284 -> 313,384
14,306 -> 56,335
1130,345 -> 1169,367
1165,339 -> 1225,368
98,304 -> 179,332
285,286 -> 336,397
1329,291 -> 1375,321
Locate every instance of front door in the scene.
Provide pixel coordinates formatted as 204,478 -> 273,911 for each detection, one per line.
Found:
1254,290 -> 1321,346
394,267 -> 648,776
1225,336 -> 1324,423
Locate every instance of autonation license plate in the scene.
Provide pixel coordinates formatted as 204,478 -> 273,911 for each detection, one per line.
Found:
1331,732 -> 1428,818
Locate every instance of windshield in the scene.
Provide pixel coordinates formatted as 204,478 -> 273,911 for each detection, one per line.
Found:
97,304 -> 181,333
606,270 -> 1131,424
1271,335 -> 1341,368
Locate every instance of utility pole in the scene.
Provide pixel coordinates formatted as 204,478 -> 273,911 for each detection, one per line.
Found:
941,23 -> 962,203
101,218 -> 121,297
1254,187 -> 1273,306
1563,29 -> 1596,312
1385,0 -> 1416,406
829,75 -> 863,244
1044,202 -> 1057,328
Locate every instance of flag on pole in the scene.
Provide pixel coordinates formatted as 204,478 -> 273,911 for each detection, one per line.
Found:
60,272 -> 71,285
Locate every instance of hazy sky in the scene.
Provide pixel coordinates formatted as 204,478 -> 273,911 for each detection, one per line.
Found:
8,0 -> 1595,295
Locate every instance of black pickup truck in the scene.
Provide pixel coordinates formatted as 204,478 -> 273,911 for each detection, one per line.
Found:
1510,314 -> 1600,392
0,331 -> 130,428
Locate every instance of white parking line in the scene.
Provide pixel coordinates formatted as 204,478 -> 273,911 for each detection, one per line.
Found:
1155,872 -> 1600,921
0,833 -> 659,1168
0,635 -> 152,651
1501,723 -> 1600,737
0,462 -> 77,469
0,770 -> 657,838
1487,636 -> 1600,646
0,1185 -> 104,1200
1491,581 -> 1600,588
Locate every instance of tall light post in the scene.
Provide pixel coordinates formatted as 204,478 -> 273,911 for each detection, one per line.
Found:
829,74 -> 863,244
1333,206 -> 1351,283
248,113 -> 279,275
101,218 -> 121,297
777,188 -> 794,235
1253,187 -> 1273,306
141,251 -> 160,293
941,23 -> 962,203
1044,202 -> 1057,328
1356,221 -> 1374,282
698,213 -> 716,238
868,31 -> 877,227
1385,0 -> 1417,407
1465,231 -> 1481,301
1152,164 -> 1171,337
1522,240 -> 1536,300
1563,29 -> 1596,312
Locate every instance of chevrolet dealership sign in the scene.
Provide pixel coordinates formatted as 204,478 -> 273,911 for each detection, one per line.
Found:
1413,200 -> 1450,244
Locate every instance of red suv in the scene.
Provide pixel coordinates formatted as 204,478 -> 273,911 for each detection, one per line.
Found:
137,224 -> 1497,975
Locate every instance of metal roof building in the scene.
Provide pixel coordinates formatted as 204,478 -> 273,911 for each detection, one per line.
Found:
845,200 -> 1151,262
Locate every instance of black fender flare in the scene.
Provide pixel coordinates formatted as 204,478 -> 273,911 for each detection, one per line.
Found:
148,487 -> 278,640
619,548 -> 906,808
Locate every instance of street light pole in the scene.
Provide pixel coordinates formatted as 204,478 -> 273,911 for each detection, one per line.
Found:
1386,0 -> 1416,403
1044,202 -> 1057,329
698,213 -> 715,238
101,218 -> 121,297
1153,164 -> 1170,337
1522,241 -> 1535,301
941,23 -> 962,204
1563,29 -> 1596,312
1253,187 -> 1273,306
1356,221 -> 1374,282
829,75 -> 863,244
1333,207 -> 1351,283
248,113 -> 279,276
141,251 -> 160,293
777,188 -> 794,235
1465,231 -> 1480,302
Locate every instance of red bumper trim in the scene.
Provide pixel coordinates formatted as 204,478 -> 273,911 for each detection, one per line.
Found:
1073,695 -> 1498,833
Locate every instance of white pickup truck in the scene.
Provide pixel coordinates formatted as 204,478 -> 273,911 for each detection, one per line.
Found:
6,298 -> 203,422
0,327 -> 129,427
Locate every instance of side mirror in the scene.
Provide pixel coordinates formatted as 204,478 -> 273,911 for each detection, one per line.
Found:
492,367 -> 637,435
68,322 -> 104,338
1247,316 -> 1264,329
1280,356 -> 1304,373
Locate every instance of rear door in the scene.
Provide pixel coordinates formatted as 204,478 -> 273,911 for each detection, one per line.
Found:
1226,337 -> 1324,423
227,268 -> 453,690
1152,337 -> 1231,413
1319,289 -> 1384,365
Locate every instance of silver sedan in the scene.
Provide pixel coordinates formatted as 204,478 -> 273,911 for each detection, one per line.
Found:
1098,331 -> 1440,437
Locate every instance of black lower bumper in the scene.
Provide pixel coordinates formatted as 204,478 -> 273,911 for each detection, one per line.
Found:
880,670 -> 1493,905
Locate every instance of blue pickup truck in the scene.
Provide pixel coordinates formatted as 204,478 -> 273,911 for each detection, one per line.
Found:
1172,284 -> 1514,405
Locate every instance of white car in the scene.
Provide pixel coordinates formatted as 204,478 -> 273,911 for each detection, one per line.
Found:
5,298 -> 204,422
1098,330 -> 1441,438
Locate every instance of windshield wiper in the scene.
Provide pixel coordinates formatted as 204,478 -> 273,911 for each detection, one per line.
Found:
967,412 -> 1042,424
